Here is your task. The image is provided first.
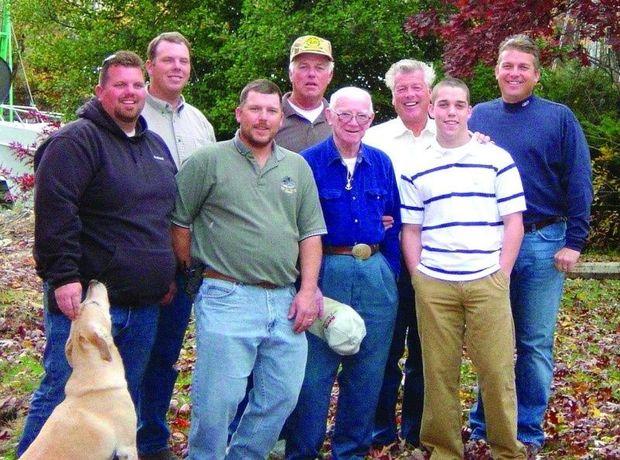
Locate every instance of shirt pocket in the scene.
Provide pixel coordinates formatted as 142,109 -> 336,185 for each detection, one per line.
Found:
364,187 -> 388,220
319,188 -> 344,224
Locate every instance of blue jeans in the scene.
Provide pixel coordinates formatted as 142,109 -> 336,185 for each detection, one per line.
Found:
138,272 -> 193,455
373,262 -> 423,446
285,253 -> 398,460
17,284 -> 160,456
470,221 -> 566,448
188,279 -> 307,460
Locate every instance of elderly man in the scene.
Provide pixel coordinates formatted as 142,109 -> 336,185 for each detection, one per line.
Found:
285,87 -> 401,459
468,34 -> 593,456
364,59 -> 436,448
171,79 -> 326,460
401,77 -> 527,459
138,31 -> 216,460
17,51 -> 177,456
275,35 -> 334,152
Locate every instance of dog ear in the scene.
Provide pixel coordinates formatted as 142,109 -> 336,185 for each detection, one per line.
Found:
90,326 -> 113,362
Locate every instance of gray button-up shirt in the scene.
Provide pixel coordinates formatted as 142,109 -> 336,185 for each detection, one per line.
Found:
142,89 -> 216,168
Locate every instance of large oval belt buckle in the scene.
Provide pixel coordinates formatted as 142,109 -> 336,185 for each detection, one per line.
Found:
351,243 -> 372,260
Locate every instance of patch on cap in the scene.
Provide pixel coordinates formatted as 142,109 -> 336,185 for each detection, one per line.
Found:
290,35 -> 333,62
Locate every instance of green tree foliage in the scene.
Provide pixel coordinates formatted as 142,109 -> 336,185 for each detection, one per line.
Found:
13,0 -> 429,136
11,0 -> 619,248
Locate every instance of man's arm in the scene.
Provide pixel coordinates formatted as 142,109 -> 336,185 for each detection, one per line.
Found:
401,224 -> 422,275
499,212 -> 524,276
34,136 -> 94,319
557,110 -> 592,270
171,224 -> 192,270
288,235 -> 322,333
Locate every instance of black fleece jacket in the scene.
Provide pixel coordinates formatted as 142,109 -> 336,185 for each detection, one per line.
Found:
34,97 -> 177,307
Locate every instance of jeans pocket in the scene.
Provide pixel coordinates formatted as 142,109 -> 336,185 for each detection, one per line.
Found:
536,222 -> 566,242
202,279 -> 238,299
489,270 -> 510,290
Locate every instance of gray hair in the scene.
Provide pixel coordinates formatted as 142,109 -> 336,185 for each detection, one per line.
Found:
384,59 -> 435,92
329,87 -> 373,112
288,59 -> 335,74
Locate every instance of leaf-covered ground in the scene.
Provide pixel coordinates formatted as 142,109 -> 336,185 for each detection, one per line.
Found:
1,208 -> 618,459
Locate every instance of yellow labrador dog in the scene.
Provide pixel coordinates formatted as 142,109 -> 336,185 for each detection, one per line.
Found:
20,280 -> 138,460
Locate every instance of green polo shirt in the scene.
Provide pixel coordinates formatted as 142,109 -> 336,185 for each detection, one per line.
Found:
172,132 -> 326,286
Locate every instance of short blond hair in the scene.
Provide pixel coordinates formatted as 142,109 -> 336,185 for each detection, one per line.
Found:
498,34 -> 540,69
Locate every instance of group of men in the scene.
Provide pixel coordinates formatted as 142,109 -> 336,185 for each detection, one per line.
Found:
18,29 -> 591,460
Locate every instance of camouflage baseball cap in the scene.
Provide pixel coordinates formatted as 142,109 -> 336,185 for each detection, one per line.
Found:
290,35 -> 333,62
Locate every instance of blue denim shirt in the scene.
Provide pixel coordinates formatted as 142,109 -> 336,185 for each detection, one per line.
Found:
301,136 -> 401,277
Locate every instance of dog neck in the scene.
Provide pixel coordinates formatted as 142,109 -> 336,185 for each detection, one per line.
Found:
65,349 -> 128,396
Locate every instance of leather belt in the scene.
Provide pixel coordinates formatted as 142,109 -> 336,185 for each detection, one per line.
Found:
524,217 -> 565,233
323,243 -> 380,260
203,268 -> 279,289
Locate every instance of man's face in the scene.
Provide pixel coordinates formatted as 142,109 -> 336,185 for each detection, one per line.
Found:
429,85 -> 471,145
326,94 -> 374,148
146,40 -> 191,98
96,65 -> 146,130
392,70 -> 431,126
235,90 -> 283,149
495,49 -> 540,103
289,54 -> 333,102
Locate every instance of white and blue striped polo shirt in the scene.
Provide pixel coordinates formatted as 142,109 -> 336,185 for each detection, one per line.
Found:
400,138 -> 526,281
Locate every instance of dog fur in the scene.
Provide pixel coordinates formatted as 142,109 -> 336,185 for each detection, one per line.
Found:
20,280 -> 138,460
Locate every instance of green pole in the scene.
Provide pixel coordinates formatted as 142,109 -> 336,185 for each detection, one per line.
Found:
0,0 -> 13,121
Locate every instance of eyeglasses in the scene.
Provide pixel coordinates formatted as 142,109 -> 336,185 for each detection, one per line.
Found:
334,111 -> 372,124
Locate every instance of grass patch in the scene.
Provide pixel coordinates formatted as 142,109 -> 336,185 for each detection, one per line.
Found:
0,354 -> 43,395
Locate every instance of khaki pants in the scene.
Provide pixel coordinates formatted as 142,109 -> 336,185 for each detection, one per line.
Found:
412,270 -> 526,460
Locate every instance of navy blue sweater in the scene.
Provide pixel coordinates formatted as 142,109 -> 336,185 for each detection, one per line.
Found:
34,97 -> 177,307
469,95 -> 592,251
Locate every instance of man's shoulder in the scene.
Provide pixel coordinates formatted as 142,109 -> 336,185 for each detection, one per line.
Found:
531,96 -> 577,119
362,142 -> 392,164
472,98 -> 502,113
182,101 -> 209,120
300,137 -> 331,157
468,140 -> 514,164
365,117 -> 401,139
276,144 -> 307,163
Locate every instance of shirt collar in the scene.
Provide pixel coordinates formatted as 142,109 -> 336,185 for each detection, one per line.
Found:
501,94 -> 535,111
282,92 -> 328,121
145,86 -> 186,114
233,130 -> 284,161
325,136 -> 372,166
429,136 -> 476,157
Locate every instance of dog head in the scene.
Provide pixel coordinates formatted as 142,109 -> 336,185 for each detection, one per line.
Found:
65,281 -> 114,367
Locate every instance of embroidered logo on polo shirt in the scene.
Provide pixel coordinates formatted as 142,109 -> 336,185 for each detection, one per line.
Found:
281,176 -> 297,194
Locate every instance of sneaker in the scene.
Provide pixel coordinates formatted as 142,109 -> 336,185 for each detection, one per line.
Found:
139,448 -> 181,460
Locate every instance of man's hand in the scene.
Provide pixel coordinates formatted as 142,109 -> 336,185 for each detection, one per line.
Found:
471,131 -> 491,144
160,281 -> 177,306
288,288 -> 319,334
55,282 -> 83,320
554,247 -> 581,273
381,215 -> 394,230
